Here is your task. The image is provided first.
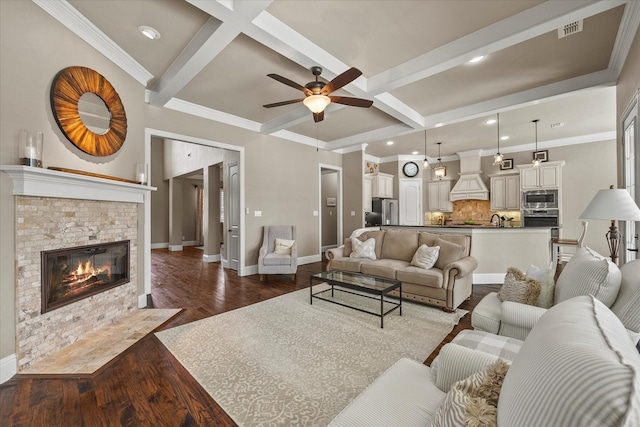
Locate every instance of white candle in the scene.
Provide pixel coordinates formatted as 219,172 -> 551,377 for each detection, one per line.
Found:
23,145 -> 35,159
137,173 -> 146,184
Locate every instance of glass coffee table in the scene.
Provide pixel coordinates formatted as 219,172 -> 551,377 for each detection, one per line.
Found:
310,270 -> 402,328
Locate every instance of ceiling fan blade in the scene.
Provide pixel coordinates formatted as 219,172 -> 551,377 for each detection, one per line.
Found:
321,67 -> 362,95
330,96 -> 373,108
263,99 -> 305,108
313,111 -> 324,123
267,74 -> 312,96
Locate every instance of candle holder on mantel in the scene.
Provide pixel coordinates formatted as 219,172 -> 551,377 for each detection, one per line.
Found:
135,163 -> 148,185
18,129 -> 43,168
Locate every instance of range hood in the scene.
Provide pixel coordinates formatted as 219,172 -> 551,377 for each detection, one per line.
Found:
449,155 -> 489,201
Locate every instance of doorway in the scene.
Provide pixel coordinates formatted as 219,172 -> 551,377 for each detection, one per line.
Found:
622,92 -> 639,263
319,165 -> 343,254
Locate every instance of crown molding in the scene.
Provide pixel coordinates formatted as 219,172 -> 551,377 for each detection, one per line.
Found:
609,0 -> 640,76
33,0 -> 153,85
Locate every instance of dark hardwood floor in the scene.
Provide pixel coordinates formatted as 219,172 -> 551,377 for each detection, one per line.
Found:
1,247 -> 496,426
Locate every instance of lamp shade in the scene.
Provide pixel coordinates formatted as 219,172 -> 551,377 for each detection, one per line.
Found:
303,95 -> 331,113
580,189 -> 640,221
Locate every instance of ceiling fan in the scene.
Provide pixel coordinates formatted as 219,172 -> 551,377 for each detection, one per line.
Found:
263,66 -> 373,122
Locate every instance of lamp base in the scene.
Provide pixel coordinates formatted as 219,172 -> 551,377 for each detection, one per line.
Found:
606,220 -> 620,265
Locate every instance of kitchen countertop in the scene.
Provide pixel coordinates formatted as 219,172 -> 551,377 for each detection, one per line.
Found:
380,224 -> 554,230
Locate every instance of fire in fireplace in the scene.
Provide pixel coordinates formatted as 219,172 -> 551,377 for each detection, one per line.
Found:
41,241 -> 130,313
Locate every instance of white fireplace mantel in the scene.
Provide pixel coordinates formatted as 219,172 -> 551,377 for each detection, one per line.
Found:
0,165 -> 155,203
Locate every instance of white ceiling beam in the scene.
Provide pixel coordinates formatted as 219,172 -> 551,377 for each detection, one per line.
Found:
33,0 -> 153,85
260,104 -> 345,134
367,0 -> 627,95
149,0 -> 272,106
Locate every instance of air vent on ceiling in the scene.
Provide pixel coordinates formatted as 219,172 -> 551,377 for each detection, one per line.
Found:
558,20 -> 583,39
550,122 -> 564,128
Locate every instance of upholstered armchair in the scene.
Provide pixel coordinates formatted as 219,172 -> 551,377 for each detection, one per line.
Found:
258,226 -> 297,281
472,248 -> 640,344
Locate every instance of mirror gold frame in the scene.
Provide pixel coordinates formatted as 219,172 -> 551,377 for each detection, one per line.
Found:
51,66 -> 127,156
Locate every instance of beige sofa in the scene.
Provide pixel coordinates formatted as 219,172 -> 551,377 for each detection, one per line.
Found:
329,294 -> 640,426
325,228 -> 478,311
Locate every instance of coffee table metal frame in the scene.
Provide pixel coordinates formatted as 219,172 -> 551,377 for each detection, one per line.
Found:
309,270 -> 402,328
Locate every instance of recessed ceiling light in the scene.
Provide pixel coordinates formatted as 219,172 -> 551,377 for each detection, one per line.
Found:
485,119 -> 497,125
501,136 -> 509,141
434,123 -> 443,128
138,25 -> 161,40
412,151 -> 419,155
467,55 -> 486,64
386,141 -> 394,145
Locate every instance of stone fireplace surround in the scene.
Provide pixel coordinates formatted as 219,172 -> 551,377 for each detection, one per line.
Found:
1,166 -> 152,371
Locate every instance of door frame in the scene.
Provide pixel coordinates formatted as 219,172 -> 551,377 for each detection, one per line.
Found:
621,90 -> 639,263
143,128 -> 246,304
318,164 -> 343,256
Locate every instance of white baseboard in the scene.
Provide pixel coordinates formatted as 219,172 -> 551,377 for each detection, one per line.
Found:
473,273 -> 506,285
0,354 -> 17,384
299,254 -> 322,265
138,293 -> 150,308
168,245 -> 183,252
152,241 -> 197,250
151,242 -> 168,249
202,253 -> 221,263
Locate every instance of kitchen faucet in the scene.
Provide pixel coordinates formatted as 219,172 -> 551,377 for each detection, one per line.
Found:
490,214 -> 502,228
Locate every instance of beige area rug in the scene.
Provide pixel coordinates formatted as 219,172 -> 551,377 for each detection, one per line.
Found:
155,285 -> 466,426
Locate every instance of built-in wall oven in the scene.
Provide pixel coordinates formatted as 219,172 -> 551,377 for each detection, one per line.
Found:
522,189 -> 559,210
522,209 -> 559,238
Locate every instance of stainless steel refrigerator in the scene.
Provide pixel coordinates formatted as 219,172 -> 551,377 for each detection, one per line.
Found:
371,199 -> 399,225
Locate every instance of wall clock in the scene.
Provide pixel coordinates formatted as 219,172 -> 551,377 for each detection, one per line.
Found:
51,66 -> 127,156
402,161 -> 419,177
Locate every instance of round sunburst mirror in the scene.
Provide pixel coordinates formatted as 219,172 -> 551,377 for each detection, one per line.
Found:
51,66 -> 127,156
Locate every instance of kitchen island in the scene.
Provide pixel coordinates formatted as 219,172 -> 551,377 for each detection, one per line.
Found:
381,225 -> 552,284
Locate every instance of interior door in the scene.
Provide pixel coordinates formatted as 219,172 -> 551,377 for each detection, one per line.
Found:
622,94 -> 639,263
227,163 -> 240,270
399,179 -> 423,225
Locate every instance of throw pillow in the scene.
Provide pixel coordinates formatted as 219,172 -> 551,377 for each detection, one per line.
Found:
430,359 -> 509,427
274,238 -> 295,255
554,247 -> 621,307
434,238 -> 467,270
411,244 -> 440,269
526,263 -> 555,308
350,237 -> 376,260
498,268 -> 541,305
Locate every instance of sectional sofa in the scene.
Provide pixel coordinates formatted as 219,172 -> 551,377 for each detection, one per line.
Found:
325,228 -> 478,311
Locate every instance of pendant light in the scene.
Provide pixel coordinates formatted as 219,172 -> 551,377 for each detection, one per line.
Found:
532,119 -> 541,168
422,130 -> 429,169
434,142 -> 446,179
493,113 -> 504,166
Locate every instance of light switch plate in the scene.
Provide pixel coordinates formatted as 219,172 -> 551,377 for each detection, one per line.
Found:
313,211 -> 318,216
351,211 -> 356,216
254,210 -> 262,217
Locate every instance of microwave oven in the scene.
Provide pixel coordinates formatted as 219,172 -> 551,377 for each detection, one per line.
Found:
522,189 -> 558,209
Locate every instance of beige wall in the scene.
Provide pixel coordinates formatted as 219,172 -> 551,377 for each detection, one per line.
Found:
151,138 -> 169,244
321,172 -> 338,247
343,150 -> 364,237
617,26 -> 640,167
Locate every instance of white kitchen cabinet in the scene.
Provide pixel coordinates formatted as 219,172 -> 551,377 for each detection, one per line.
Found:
428,180 -> 452,212
369,172 -> 394,198
490,173 -> 520,210
364,174 -> 373,212
518,161 -> 565,189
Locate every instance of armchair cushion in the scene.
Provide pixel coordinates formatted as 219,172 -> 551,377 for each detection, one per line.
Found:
434,344 -> 504,392
498,301 -> 547,341
554,247 -> 621,307
498,295 -> 640,427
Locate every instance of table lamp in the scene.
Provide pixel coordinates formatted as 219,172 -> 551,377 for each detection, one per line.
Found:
580,185 -> 640,265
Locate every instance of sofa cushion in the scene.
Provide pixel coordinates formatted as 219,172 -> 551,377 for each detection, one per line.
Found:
361,259 -> 409,280
381,229 -> 419,262
554,247 -> 621,307
328,358 -> 445,427
330,257 -> 374,273
434,238 -> 467,270
411,244 -> 440,269
397,266 -> 444,289
350,237 -> 376,260
498,267 -> 541,306
431,359 -> 508,427
359,230 -> 386,259
498,295 -> 640,427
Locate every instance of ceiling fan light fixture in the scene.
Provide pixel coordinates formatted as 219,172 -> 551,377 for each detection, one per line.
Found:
303,95 -> 331,113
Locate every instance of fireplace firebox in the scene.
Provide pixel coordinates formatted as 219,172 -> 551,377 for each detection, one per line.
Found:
41,240 -> 130,313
